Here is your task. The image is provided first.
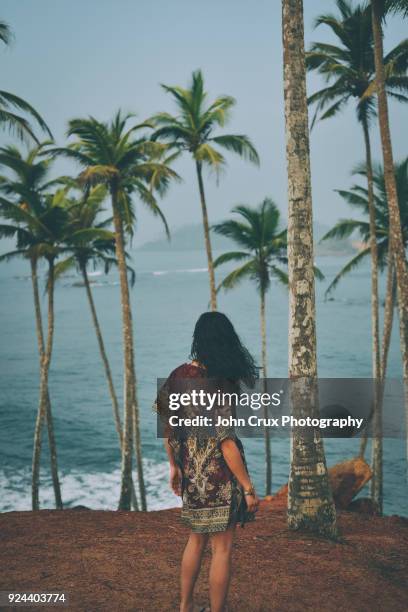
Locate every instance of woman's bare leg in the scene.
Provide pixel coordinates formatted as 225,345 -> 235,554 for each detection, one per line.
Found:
180,532 -> 208,612
209,526 -> 235,612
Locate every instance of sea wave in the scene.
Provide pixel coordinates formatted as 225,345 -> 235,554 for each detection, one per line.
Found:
152,267 -> 207,276
0,459 -> 181,512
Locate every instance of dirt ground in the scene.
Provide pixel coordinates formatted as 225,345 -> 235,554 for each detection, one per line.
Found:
0,506 -> 407,611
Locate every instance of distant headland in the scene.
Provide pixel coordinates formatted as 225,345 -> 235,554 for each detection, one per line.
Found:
138,221 -> 357,256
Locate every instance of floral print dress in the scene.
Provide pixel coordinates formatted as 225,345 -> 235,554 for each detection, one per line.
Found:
155,363 -> 254,533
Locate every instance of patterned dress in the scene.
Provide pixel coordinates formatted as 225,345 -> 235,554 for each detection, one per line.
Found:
155,363 -> 254,533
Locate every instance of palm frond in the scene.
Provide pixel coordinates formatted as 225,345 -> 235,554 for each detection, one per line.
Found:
320,218 -> 369,242
216,259 -> 256,292
212,218 -> 255,250
335,188 -> 369,210
0,109 -> 39,143
68,228 -> 115,245
0,248 -> 29,263
270,265 -> 289,286
0,90 -> 52,140
384,0 -> 408,18
132,181 -> 170,239
53,256 -> 77,282
195,143 -> 225,170
210,134 -> 259,165
0,21 -> 12,46
325,247 -> 370,296
213,251 -> 250,267
313,265 -> 325,281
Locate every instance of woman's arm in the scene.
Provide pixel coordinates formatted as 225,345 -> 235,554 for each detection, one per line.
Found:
164,434 -> 182,496
220,438 -> 259,512
156,380 -> 182,497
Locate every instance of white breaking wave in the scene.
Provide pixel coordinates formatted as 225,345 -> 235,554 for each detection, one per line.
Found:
0,459 -> 181,512
152,267 -> 207,276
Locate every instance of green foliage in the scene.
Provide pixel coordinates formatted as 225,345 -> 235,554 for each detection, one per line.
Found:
0,91 -> 53,144
56,181 -> 136,286
48,111 -> 178,238
322,157 -> 408,295
150,70 -> 259,176
307,0 -> 408,126
0,19 -> 51,142
382,0 -> 408,18
0,144 -> 68,263
213,198 -> 288,295
0,20 -> 12,46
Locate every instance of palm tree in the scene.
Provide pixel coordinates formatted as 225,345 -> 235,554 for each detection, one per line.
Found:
54,182 -> 139,509
282,0 -> 337,537
30,190 -> 67,511
0,21 -> 52,142
322,159 -> 408,301
49,111 -> 178,510
306,0 -> 408,404
321,158 -> 408,511
150,70 -> 260,310
0,144 -> 63,509
213,199 -> 288,496
0,189 -> 67,510
369,0 -> 408,464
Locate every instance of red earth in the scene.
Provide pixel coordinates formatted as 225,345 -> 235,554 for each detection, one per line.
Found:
0,506 -> 407,611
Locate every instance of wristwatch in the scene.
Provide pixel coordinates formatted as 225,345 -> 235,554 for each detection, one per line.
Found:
243,484 -> 256,496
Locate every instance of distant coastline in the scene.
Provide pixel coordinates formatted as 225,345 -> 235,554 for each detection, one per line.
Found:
137,221 -> 357,256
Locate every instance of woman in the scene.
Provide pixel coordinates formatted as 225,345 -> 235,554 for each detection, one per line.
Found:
155,312 -> 260,612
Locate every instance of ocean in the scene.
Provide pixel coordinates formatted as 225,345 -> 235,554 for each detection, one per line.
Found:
0,250 -> 407,516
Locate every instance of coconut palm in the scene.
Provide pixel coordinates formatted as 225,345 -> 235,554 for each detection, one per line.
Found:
54,182 -> 139,509
306,0 -> 408,403
322,159 -> 408,298
321,158 -> 408,511
0,189 -> 68,510
0,143 -> 63,509
369,1 -> 408,483
282,0 -> 337,537
48,111 -> 179,510
150,70 -> 260,311
0,21 -> 52,142
213,198 -> 288,495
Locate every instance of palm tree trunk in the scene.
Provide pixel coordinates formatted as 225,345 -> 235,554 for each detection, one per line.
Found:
371,0 -> 408,479
81,263 -> 123,440
111,185 -> 146,511
370,271 -> 395,516
32,259 -> 61,509
132,404 -> 146,510
45,398 -> 62,509
371,262 -> 395,513
359,261 -> 395,467
260,288 -> 272,496
381,263 -> 396,379
371,0 -> 408,385
195,161 -> 217,311
282,0 -> 337,537
81,263 -> 139,510
30,257 -> 62,510
361,118 -> 383,510
362,119 -> 381,383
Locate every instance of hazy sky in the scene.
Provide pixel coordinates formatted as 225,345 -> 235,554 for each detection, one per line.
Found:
1,0 -> 407,246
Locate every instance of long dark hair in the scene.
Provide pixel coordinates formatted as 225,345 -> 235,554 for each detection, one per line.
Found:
190,312 -> 258,386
